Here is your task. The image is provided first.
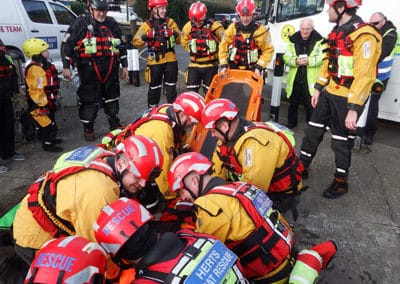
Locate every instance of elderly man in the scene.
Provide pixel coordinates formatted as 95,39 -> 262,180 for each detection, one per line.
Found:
283,18 -> 325,128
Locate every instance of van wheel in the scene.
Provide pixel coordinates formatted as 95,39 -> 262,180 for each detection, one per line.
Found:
7,49 -> 26,86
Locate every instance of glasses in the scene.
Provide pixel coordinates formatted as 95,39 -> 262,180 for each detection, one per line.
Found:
370,19 -> 383,26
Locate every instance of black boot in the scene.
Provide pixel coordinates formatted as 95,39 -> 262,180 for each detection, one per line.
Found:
42,141 -> 63,153
323,177 -> 348,199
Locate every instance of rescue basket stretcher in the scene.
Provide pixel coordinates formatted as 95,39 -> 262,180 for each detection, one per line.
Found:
189,69 -> 264,159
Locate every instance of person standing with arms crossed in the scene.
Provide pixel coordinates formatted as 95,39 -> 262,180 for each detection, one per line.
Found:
133,0 -> 180,108
283,18 -> 325,129
300,0 -> 381,198
363,12 -> 397,145
61,0 -> 128,141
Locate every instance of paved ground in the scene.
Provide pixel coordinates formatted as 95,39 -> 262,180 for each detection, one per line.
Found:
1,71 -> 399,283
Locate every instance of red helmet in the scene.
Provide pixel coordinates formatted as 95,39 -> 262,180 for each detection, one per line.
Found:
94,198 -> 153,257
115,135 -> 163,181
25,236 -> 107,284
236,0 -> 257,16
148,0 -> 168,10
168,152 -> 212,192
173,91 -> 206,124
327,0 -> 361,8
201,98 -> 239,129
189,1 -> 207,22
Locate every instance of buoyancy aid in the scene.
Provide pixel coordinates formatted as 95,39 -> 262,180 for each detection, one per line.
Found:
25,61 -> 60,110
205,182 -> 294,280
326,16 -> 368,88
75,21 -> 120,82
27,145 -> 116,238
229,22 -> 260,68
101,104 -> 185,151
145,18 -> 176,59
135,229 -> 246,283
218,122 -> 304,194
188,19 -> 218,61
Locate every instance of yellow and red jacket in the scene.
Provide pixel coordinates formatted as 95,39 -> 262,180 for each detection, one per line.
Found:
315,15 -> 381,110
194,180 -> 294,280
181,19 -> 224,67
133,17 -> 181,65
217,120 -> 303,194
219,21 -> 274,70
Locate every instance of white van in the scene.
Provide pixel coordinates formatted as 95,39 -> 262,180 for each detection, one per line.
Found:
0,0 -> 77,84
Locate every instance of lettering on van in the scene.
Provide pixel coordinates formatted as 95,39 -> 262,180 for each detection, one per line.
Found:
0,25 -> 23,33
38,36 -> 58,49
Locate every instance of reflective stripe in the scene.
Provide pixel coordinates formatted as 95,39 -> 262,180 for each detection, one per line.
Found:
308,121 -> 325,128
318,76 -> 328,83
300,150 -> 312,158
336,168 -> 347,173
331,134 -> 348,141
104,97 -> 119,103
165,82 -> 177,86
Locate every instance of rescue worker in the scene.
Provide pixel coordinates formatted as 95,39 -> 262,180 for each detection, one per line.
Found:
24,236 -> 107,283
364,12 -> 397,145
13,135 -> 163,269
0,38 -> 25,173
218,0 -> 274,77
169,152 -> 338,283
181,1 -> 224,95
201,98 -> 304,219
283,18 -> 325,128
299,0 -> 381,198
100,91 -> 205,218
133,0 -> 180,107
94,197 -> 248,283
168,152 -> 295,282
23,38 -> 63,153
61,0 -> 128,141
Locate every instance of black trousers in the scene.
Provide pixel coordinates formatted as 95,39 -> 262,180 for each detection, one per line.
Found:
148,61 -> 178,106
287,82 -> 313,126
186,65 -> 218,95
0,98 -> 16,159
300,91 -> 356,179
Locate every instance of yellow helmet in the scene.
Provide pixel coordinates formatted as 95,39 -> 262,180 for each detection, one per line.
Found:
22,38 -> 49,58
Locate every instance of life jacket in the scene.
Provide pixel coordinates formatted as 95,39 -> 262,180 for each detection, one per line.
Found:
188,19 -> 218,62
75,23 -> 120,59
25,61 -> 60,109
27,145 -> 116,238
205,182 -> 294,280
218,122 -> 304,194
102,104 -> 184,151
229,22 -> 260,68
326,16 -> 367,88
135,229 -> 246,283
0,54 -> 13,79
145,18 -> 176,59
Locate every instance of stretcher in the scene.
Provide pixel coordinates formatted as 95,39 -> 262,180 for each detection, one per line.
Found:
189,69 -> 264,159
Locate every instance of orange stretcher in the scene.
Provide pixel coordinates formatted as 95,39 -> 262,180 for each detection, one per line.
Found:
189,69 -> 264,159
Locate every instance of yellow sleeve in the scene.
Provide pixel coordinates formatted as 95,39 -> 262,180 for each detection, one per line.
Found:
56,170 -> 120,243
133,22 -> 151,49
348,31 -> 381,106
181,22 -> 192,52
135,120 -> 176,199
218,23 -> 235,66
236,130 -> 289,192
194,194 -> 255,243
213,22 -> 225,42
315,56 -> 330,87
254,25 -> 274,68
26,65 -> 48,107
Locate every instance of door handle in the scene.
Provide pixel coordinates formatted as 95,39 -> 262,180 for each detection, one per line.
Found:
31,29 -> 39,33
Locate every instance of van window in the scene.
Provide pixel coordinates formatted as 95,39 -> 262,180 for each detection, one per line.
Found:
49,3 -> 76,25
22,0 -> 53,24
276,0 -> 324,22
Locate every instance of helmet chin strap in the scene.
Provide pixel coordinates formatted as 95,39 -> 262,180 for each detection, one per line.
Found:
334,5 -> 346,24
216,120 -> 232,142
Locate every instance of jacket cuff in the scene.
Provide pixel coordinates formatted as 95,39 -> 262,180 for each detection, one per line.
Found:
347,103 -> 363,112
314,82 -> 325,91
